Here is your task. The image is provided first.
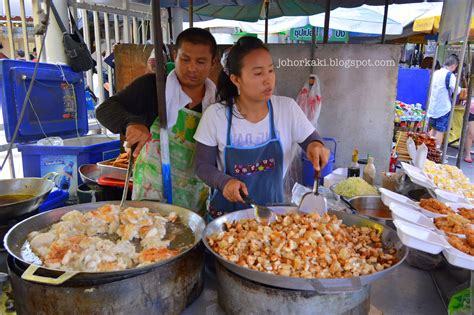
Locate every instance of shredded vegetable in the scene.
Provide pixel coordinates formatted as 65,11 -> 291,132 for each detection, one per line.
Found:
333,177 -> 379,198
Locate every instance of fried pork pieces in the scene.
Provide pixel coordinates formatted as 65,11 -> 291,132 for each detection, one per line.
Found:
28,205 -> 179,272
434,214 -> 473,236
208,213 -> 398,279
419,198 -> 454,215
448,230 -> 474,256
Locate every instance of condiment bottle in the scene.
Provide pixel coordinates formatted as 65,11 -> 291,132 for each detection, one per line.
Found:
363,156 -> 376,185
347,149 -> 360,178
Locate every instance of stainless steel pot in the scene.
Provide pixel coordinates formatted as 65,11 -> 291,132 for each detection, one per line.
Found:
203,206 -> 408,294
0,174 -> 55,221
4,200 -> 205,285
346,195 -> 393,225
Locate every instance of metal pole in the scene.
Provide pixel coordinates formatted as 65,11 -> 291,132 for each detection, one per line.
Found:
19,0 -> 30,60
264,0 -> 269,44
441,9 -> 472,163
132,16 -> 139,44
104,12 -> 114,96
93,11 -> 105,104
32,0 -> 43,60
423,44 -> 440,131
141,18 -> 147,44
381,0 -> 389,44
311,26 -> 316,73
81,5 -> 93,90
323,0 -> 331,44
4,0 -> 15,59
8,152 -> 15,179
167,7 -> 173,43
114,14 -> 120,44
456,44 -> 472,167
189,0 -> 193,28
123,0 -> 131,43
152,0 -> 172,204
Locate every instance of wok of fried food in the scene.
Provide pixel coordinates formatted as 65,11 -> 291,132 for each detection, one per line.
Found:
448,230 -> 474,256
111,152 -> 129,168
457,208 -> 474,224
27,205 -> 181,272
434,214 -> 473,235
419,198 -> 454,215
207,213 -> 398,279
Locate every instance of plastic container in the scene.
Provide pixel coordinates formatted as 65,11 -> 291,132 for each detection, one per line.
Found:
379,187 -> 419,209
302,137 -> 337,187
0,60 -> 88,143
389,203 -> 435,230
38,188 -> 69,212
435,189 -> 471,205
393,219 -> 449,254
322,169 -> 346,189
17,135 -> 120,194
400,162 -> 436,189
442,248 -> 474,270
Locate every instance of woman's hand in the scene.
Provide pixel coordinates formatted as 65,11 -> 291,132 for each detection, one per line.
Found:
223,179 -> 248,203
306,141 -> 330,172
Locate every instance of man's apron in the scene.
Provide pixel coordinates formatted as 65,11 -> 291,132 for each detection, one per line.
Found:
132,107 -> 208,213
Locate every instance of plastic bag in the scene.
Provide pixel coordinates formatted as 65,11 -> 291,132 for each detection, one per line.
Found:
448,288 -> 471,315
414,143 -> 428,169
295,74 -> 322,126
37,137 -> 64,146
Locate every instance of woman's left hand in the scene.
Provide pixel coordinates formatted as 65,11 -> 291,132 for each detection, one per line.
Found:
306,141 -> 330,172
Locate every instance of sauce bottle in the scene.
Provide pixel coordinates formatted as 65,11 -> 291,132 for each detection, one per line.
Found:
347,149 -> 360,178
363,156 -> 376,185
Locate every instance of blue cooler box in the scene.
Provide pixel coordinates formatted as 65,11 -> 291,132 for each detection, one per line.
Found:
0,60 -> 121,194
17,135 -> 120,191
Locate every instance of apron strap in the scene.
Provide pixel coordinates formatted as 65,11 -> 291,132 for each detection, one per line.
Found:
268,100 -> 277,139
226,99 -> 277,146
226,105 -> 233,146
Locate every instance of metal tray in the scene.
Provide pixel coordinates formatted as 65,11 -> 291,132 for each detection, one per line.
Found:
203,207 -> 408,294
97,158 -> 130,181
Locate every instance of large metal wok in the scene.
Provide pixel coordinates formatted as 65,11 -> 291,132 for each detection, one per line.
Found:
203,207 -> 408,294
4,200 -> 205,285
0,174 -> 55,221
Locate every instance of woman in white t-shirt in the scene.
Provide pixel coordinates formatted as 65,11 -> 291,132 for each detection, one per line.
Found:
194,37 -> 329,218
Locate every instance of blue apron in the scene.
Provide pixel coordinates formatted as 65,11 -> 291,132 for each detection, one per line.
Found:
209,100 -> 284,217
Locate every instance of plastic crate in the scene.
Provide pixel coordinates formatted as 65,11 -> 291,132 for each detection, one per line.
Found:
17,135 -> 120,194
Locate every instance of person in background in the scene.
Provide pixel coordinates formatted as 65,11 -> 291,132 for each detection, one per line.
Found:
463,98 -> 474,163
0,43 -> 8,59
16,49 -> 26,60
30,47 -> 38,62
193,36 -> 329,219
427,54 -> 465,147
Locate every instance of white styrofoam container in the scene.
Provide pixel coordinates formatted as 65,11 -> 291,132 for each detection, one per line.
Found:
379,188 -> 419,209
447,203 -> 474,212
390,203 -> 435,230
442,248 -> 474,270
393,219 -> 449,254
435,189 -> 471,205
400,162 -> 437,190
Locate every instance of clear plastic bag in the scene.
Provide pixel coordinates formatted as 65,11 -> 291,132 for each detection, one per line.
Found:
295,74 -> 322,126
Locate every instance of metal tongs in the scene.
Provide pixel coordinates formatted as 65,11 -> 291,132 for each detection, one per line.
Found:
240,190 -> 275,225
120,142 -> 136,209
